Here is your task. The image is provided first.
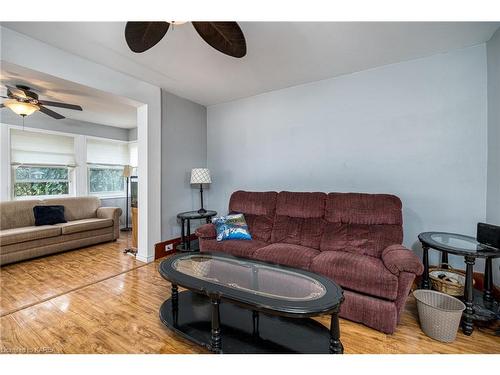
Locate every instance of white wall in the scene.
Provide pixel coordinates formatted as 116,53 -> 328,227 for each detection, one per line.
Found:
208,45 -> 490,275
161,90 -> 207,240
1,26 -> 161,263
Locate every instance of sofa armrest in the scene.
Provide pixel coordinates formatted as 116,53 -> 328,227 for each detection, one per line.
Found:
382,244 -> 424,276
97,207 -> 122,240
195,223 -> 217,239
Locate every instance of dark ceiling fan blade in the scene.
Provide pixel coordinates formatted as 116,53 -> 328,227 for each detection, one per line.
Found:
125,22 -> 170,53
39,106 -> 65,119
5,85 -> 27,99
0,104 -> 4,108
192,22 -> 246,58
38,100 -> 82,111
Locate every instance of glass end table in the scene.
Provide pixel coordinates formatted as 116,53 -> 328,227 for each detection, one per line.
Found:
418,231 -> 500,336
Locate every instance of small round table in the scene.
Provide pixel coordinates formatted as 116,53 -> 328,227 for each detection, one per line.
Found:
418,232 -> 500,335
177,210 -> 217,252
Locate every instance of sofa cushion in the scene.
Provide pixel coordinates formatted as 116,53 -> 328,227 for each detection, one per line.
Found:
310,251 -> 399,300
320,222 -> 403,257
0,225 -> 61,246
271,192 -> 326,249
229,191 -> 277,242
42,196 -> 101,221
199,239 -> 269,259
321,193 -> 403,257
0,199 -> 40,230
57,218 -> 113,235
253,243 -> 320,270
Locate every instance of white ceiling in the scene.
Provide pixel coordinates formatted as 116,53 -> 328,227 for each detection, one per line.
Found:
2,22 -> 500,106
0,61 -> 139,128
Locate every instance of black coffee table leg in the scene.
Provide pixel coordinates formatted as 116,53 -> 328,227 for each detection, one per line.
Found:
171,284 -> 179,326
329,311 -> 343,354
484,257 -> 493,303
462,256 -> 475,336
421,244 -> 431,289
210,297 -> 222,353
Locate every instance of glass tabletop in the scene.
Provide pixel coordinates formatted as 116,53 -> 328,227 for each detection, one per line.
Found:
171,254 -> 327,301
419,232 -> 500,258
177,210 -> 217,219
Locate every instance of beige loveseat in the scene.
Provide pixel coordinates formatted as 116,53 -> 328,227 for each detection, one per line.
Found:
0,196 -> 122,266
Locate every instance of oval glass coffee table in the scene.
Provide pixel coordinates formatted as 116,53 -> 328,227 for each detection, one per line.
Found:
158,252 -> 344,354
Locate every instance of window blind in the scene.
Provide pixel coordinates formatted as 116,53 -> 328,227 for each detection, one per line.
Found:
128,142 -> 138,168
10,129 -> 76,166
86,138 -> 129,166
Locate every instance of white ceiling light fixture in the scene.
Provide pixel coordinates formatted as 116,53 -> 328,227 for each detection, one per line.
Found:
3,99 -> 39,117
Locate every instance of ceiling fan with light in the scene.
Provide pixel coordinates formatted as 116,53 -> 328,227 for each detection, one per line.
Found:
0,84 -> 83,119
125,21 -> 247,58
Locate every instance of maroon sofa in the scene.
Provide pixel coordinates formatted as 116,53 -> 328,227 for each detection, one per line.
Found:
195,191 -> 423,334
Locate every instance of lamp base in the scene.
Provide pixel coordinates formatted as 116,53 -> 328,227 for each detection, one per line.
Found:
197,208 -> 207,214
121,227 -> 132,232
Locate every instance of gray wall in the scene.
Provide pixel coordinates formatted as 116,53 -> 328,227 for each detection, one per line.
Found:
487,28 -> 500,225
161,90 -> 207,240
208,45 -> 491,278
0,109 -> 133,141
486,29 -> 500,286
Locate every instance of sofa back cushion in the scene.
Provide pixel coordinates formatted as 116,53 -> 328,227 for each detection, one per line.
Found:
229,191 -> 277,242
0,199 -> 41,230
320,193 -> 403,258
271,192 -> 326,249
41,196 -> 101,221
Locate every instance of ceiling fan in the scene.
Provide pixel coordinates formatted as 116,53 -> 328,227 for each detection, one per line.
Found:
125,21 -> 247,58
0,84 -> 83,119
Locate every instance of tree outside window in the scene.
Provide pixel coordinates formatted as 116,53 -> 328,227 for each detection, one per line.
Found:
88,166 -> 125,195
13,166 -> 70,198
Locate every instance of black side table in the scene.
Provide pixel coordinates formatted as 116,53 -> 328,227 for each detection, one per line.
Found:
418,232 -> 500,336
177,210 -> 217,252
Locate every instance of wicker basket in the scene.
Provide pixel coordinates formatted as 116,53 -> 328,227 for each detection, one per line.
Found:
429,263 -> 474,297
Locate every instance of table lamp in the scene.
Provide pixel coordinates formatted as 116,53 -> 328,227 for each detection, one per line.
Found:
190,168 -> 211,214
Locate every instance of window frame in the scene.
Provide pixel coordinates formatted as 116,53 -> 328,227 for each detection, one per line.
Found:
11,164 -> 75,200
87,163 -> 126,198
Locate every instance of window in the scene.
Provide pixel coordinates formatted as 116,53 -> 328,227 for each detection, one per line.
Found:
13,166 -> 71,198
86,138 -> 130,197
88,165 -> 125,195
10,129 -> 75,199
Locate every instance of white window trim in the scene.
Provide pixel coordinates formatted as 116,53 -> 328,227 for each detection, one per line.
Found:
87,164 -> 127,199
3,124 -> 136,200
11,164 -> 75,200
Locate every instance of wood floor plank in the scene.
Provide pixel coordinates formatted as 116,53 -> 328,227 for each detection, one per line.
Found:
1,235 -> 499,354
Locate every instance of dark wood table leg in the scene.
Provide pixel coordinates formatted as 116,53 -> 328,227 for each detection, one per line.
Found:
462,255 -> 475,336
252,310 -> 260,337
171,284 -> 179,326
210,297 -> 222,353
441,251 -> 449,268
421,244 -> 431,289
180,219 -> 185,250
186,219 -> 191,251
329,310 -> 343,354
484,257 -> 493,303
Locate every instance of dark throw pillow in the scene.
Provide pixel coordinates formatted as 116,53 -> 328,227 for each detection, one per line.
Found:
33,205 -> 67,226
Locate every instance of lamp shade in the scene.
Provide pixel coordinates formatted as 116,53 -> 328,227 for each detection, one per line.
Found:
123,165 -> 133,178
4,99 -> 39,117
190,168 -> 211,184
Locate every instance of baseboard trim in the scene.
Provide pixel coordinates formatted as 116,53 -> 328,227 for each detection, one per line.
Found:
154,234 -> 197,260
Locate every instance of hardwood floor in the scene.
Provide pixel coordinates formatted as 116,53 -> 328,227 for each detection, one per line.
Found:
1,237 -> 499,354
